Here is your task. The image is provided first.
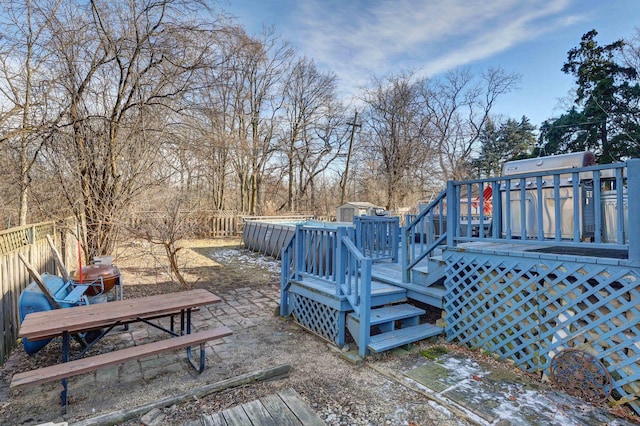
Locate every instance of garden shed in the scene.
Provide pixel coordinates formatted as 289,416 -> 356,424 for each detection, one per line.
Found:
336,202 -> 384,223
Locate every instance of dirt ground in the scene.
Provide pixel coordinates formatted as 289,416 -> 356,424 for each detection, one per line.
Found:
0,238 -> 635,425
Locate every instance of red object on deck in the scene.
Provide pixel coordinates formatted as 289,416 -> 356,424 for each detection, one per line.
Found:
470,185 -> 493,215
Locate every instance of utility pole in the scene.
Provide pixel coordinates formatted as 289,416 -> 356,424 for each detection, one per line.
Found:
340,111 -> 360,205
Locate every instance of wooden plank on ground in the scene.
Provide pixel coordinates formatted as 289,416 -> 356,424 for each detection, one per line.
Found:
278,388 -> 326,426
221,405 -> 252,424
74,365 -> 291,426
241,399 -> 276,426
202,413 -> 228,426
260,393 -> 303,426
202,388 -> 323,426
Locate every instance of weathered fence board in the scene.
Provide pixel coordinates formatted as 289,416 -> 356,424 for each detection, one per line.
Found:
0,221 -> 77,365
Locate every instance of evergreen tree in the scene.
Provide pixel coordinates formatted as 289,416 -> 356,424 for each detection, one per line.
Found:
475,116 -> 535,177
538,30 -> 640,163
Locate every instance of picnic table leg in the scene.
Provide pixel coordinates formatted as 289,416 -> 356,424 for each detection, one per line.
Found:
184,308 -> 206,372
60,331 -> 69,413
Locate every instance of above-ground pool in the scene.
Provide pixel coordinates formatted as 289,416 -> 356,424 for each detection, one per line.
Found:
242,219 -> 348,259
242,220 -> 305,258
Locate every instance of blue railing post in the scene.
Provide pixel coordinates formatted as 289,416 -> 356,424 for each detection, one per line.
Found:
391,219 -> 399,262
446,180 -> 458,247
295,225 -> 305,278
491,180 -> 501,239
280,242 -> 291,316
354,217 -> 362,251
401,225 -> 410,283
336,227 -> 346,296
628,159 -> 640,263
358,257 -> 372,357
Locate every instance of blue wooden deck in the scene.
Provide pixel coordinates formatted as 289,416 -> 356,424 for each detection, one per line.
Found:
279,158 -> 640,415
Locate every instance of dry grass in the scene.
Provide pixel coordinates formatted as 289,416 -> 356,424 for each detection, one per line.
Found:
112,238 -> 242,287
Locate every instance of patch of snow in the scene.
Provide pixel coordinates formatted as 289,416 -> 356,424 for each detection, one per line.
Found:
427,400 -> 453,417
209,248 -> 281,274
437,356 -> 485,388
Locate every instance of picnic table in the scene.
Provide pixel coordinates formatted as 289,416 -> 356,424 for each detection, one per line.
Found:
12,288 -> 232,411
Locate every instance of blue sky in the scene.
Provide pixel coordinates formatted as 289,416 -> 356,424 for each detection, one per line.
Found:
223,0 -> 640,129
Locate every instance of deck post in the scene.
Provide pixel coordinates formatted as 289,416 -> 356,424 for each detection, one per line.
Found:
336,227 -> 346,297
401,225 -> 409,283
628,159 -> 640,264
358,257 -> 372,357
294,225 -> 305,279
446,180 -> 457,248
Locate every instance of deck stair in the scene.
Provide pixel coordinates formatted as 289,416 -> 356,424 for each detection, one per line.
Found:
369,254 -> 446,309
280,214 -> 448,357
347,303 -> 442,353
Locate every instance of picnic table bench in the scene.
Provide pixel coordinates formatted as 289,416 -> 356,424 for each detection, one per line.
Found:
11,288 -> 232,411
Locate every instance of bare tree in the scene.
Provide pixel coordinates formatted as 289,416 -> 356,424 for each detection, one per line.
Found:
44,0 -> 220,260
295,101 -> 349,213
187,26 -> 254,211
360,73 -> 431,210
279,56 -> 341,212
0,0 -> 61,225
228,28 -> 293,215
127,190 -> 198,289
423,67 -> 520,181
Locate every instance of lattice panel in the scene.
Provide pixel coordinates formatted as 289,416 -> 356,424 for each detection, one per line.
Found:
445,252 -> 640,414
445,254 -> 543,370
291,293 -> 340,344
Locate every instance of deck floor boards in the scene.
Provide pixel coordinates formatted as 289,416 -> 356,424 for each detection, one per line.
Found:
296,275 -> 404,297
202,388 -> 325,426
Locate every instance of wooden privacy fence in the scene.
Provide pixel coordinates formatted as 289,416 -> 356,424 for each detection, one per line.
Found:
127,210 -> 325,237
210,211 -> 246,237
0,220 -> 77,365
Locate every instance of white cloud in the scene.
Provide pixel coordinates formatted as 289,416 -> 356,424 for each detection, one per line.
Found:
284,0 -> 586,92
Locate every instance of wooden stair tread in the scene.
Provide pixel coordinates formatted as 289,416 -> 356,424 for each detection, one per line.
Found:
367,323 -> 443,353
349,303 -> 425,326
11,327 -> 232,389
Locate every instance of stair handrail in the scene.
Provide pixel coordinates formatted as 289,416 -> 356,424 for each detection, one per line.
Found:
336,227 -> 372,356
402,190 -> 447,282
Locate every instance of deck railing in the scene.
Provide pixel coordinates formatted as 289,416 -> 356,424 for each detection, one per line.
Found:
336,227 -> 372,356
279,234 -> 296,316
280,223 -> 373,355
294,225 -> 338,285
354,215 -> 399,263
397,159 -> 635,282
449,161 -> 630,252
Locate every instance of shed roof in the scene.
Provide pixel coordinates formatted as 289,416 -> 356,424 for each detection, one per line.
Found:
338,202 -> 381,209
